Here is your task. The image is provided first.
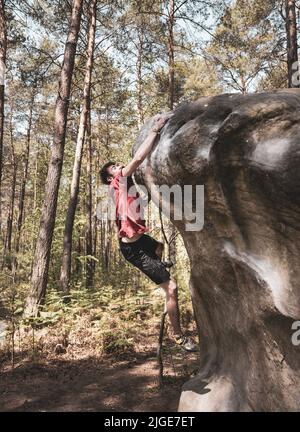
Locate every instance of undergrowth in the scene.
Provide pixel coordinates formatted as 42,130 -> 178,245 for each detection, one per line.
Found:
0,280 -> 195,368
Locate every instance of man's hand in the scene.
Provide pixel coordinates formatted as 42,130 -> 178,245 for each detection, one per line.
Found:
121,114 -> 170,178
151,115 -> 170,133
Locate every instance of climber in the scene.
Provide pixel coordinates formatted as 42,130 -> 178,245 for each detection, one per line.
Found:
100,115 -> 197,352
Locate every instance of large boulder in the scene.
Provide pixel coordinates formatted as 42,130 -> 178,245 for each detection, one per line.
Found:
133,89 -> 300,412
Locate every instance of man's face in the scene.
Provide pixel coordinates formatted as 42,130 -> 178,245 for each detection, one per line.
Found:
107,163 -> 123,182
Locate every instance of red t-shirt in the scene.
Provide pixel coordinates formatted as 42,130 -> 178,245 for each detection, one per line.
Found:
109,172 -> 148,239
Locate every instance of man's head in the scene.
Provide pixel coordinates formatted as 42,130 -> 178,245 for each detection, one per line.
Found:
100,161 -> 123,185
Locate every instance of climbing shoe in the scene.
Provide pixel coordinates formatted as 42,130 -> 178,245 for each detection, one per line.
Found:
174,335 -> 198,352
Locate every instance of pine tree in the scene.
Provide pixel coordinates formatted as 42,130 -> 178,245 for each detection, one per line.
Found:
24,0 -> 84,317
285,0 -> 299,87
0,0 -> 7,230
59,0 -> 97,294
208,0 -> 279,93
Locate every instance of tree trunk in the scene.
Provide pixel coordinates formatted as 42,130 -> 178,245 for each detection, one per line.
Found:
85,106 -> 94,289
240,74 -> 247,94
93,148 -> 100,273
15,95 -> 34,257
24,0 -> 84,317
93,212 -> 97,273
167,0 -> 175,111
100,219 -> 104,269
136,0 -> 144,127
5,160 -> 17,257
167,0 -> 176,265
104,219 -> 111,271
3,111 -> 17,270
285,0 -> 299,87
0,0 -> 7,230
59,0 -> 97,294
75,235 -> 82,276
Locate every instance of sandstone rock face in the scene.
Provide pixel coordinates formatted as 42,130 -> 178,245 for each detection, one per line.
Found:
133,89 -> 300,412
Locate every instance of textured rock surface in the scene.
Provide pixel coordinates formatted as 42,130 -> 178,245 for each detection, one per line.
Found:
133,89 -> 300,412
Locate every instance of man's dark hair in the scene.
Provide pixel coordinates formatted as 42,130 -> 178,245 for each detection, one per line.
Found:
100,161 -> 115,185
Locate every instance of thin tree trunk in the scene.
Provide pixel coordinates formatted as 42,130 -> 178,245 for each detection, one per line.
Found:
30,146 -> 39,270
3,111 -> 17,269
0,0 -> 7,230
136,0 -> 144,127
167,0 -> 176,265
93,149 -> 100,273
285,0 -> 299,87
104,219 -> 111,271
6,161 -> 17,256
75,236 -> 82,276
33,149 -> 38,212
167,0 -> 175,111
93,148 -> 100,273
85,105 -> 93,288
136,34 -> 143,127
59,0 -> 97,294
100,216 -> 104,270
15,95 -> 34,257
24,0 -> 84,317
93,212 -> 97,273
240,74 -> 247,94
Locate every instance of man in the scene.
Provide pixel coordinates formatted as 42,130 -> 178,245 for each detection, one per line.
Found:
100,115 -> 197,352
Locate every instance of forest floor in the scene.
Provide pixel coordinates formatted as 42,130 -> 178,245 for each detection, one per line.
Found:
0,312 -> 200,412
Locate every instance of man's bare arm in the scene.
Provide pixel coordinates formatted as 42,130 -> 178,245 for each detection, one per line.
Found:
122,116 -> 169,177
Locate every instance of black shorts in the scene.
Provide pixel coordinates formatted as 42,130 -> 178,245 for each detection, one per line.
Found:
119,234 -> 171,285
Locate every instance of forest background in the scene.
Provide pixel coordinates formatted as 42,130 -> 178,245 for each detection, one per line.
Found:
0,0 -> 299,405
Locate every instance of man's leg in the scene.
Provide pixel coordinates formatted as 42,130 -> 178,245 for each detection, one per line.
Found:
119,240 -> 198,352
159,277 -> 198,352
159,278 -> 182,337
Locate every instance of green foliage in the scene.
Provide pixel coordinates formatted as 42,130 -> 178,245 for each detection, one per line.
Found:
177,58 -> 223,100
0,275 -> 194,363
101,328 -> 135,355
0,0 -> 292,368
207,0 -> 282,92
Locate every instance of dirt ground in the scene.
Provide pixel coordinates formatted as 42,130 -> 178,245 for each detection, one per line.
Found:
0,338 -> 199,412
